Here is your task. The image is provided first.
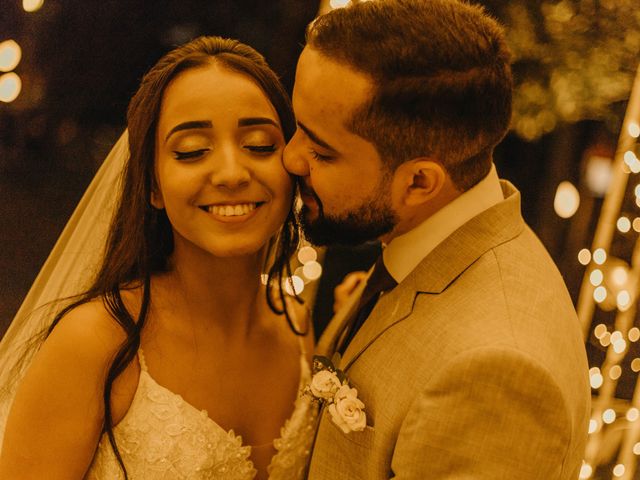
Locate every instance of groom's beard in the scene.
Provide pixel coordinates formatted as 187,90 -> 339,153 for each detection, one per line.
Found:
298,182 -> 398,247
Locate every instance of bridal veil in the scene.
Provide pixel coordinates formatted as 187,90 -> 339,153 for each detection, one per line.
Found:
0,131 -> 129,448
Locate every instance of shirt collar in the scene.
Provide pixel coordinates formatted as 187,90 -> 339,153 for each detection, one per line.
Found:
383,164 -> 504,283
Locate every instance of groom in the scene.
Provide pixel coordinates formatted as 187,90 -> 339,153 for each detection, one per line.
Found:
283,0 -> 590,478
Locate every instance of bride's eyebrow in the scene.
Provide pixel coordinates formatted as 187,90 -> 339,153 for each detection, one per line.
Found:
165,120 -> 212,142
238,117 -> 279,128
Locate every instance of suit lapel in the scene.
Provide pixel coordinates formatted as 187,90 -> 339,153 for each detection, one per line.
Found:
340,181 -> 525,371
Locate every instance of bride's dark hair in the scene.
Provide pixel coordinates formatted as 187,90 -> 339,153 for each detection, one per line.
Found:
47,36 -> 301,478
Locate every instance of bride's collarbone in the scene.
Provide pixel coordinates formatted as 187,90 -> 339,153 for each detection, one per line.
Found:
110,325 -> 301,442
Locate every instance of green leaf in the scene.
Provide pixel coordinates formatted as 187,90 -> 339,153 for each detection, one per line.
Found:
312,355 -> 335,373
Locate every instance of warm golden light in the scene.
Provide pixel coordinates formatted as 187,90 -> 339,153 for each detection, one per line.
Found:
613,464 -> 625,477
632,358 -> 640,372
634,217 -> 640,232
600,331 -> 612,347
624,151 -> 640,173
594,286 -> 607,303
297,246 -> 318,265
594,323 -> 607,339
617,216 -> 632,233
593,248 -> 607,265
0,72 -> 21,102
589,269 -> 603,286
634,442 -> 640,455
627,408 -> 639,422
630,327 -> 640,342
578,248 -> 591,265
330,0 -> 350,8
284,275 -> 305,296
613,339 -> 627,354
579,462 -> 593,479
302,261 -> 323,281
0,40 -> 21,72
590,372 -> 604,389
629,122 -> 640,139
612,331 -> 623,343
585,155 -> 612,196
22,0 -> 44,12
554,181 -> 580,218
617,290 -> 632,310
612,266 -> 629,287
588,419 -> 598,434
603,408 -> 617,424
610,365 -> 622,380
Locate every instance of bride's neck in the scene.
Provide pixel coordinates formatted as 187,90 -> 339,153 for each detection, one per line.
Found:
154,245 -> 267,336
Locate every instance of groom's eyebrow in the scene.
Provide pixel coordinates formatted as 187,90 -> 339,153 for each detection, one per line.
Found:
297,122 -> 337,152
165,120 -> 213,142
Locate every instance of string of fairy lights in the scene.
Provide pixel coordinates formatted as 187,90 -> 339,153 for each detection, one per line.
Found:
560,62 -> 640,479
0,0 -> 44,104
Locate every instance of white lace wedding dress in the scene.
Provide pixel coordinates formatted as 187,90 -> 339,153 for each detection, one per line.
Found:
85,345 -> 318,479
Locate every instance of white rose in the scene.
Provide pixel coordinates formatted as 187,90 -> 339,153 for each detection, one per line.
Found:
328,385 -> 366,434
310,370 -> 342,400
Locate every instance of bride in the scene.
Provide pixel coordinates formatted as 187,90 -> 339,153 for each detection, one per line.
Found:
0,36 -> 316,479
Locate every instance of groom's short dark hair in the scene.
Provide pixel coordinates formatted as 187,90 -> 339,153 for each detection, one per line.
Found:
306,0 -> 512,191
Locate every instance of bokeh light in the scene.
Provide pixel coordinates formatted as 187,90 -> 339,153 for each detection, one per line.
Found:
593,248 -> 607,265
617,216 -> 631,233
0,40 -> 21,72
578,248 -> 591,265
0,72 -> 21,103
330,0 -> 350,8
554,181 -> 580,218
23,0 -> 45,12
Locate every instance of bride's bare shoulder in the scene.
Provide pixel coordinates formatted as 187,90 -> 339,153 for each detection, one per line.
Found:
52,299 -> 129,353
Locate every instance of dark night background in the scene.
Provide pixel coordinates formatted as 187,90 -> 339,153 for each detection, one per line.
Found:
0,0 -> 631,339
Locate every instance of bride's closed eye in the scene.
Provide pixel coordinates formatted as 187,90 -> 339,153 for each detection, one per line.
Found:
172,148 -> 210,161
243,144 -> 276,154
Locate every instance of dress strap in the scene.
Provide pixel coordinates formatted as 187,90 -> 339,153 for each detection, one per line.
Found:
137,347 -> 149,372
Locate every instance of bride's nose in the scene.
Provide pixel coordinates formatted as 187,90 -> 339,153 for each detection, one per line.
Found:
209,147 -> 251,190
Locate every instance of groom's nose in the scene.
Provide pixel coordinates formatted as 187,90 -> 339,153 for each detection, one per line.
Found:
283,129 -> 310,177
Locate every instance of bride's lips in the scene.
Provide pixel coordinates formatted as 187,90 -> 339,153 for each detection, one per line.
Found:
198,201 -> 265,223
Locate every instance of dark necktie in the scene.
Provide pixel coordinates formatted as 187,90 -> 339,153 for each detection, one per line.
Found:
337,255 -> 398,354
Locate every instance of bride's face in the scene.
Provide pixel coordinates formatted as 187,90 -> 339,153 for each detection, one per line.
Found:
153,64 -> 293,258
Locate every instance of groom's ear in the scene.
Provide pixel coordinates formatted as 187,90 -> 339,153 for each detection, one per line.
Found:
396,158 -> 448,207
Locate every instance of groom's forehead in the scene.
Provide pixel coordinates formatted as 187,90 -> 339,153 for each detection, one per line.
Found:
293,49 -> 373,131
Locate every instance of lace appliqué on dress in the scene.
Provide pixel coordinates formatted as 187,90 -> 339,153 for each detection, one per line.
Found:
267,356 -> 318,480
85,349 -> 318,479
86,369 -> 256,480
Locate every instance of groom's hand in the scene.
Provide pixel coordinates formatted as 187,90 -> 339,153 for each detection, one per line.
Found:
333,271 -> 367,314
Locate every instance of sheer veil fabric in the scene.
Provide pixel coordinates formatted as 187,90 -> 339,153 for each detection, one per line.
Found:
0,131 -> 129,451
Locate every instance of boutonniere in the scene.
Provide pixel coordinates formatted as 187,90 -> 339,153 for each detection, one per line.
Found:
303,354 -> 366,434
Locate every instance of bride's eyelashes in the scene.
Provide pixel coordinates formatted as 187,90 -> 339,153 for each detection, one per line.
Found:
172,145 -> 277,162
243,144 -> 276,154
173,149 -> 210,161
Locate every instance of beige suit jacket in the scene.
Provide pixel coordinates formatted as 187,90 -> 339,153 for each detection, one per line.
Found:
309,182 -> 590,479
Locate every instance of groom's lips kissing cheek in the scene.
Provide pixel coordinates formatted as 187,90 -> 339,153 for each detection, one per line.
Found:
297,179 -> 322,217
